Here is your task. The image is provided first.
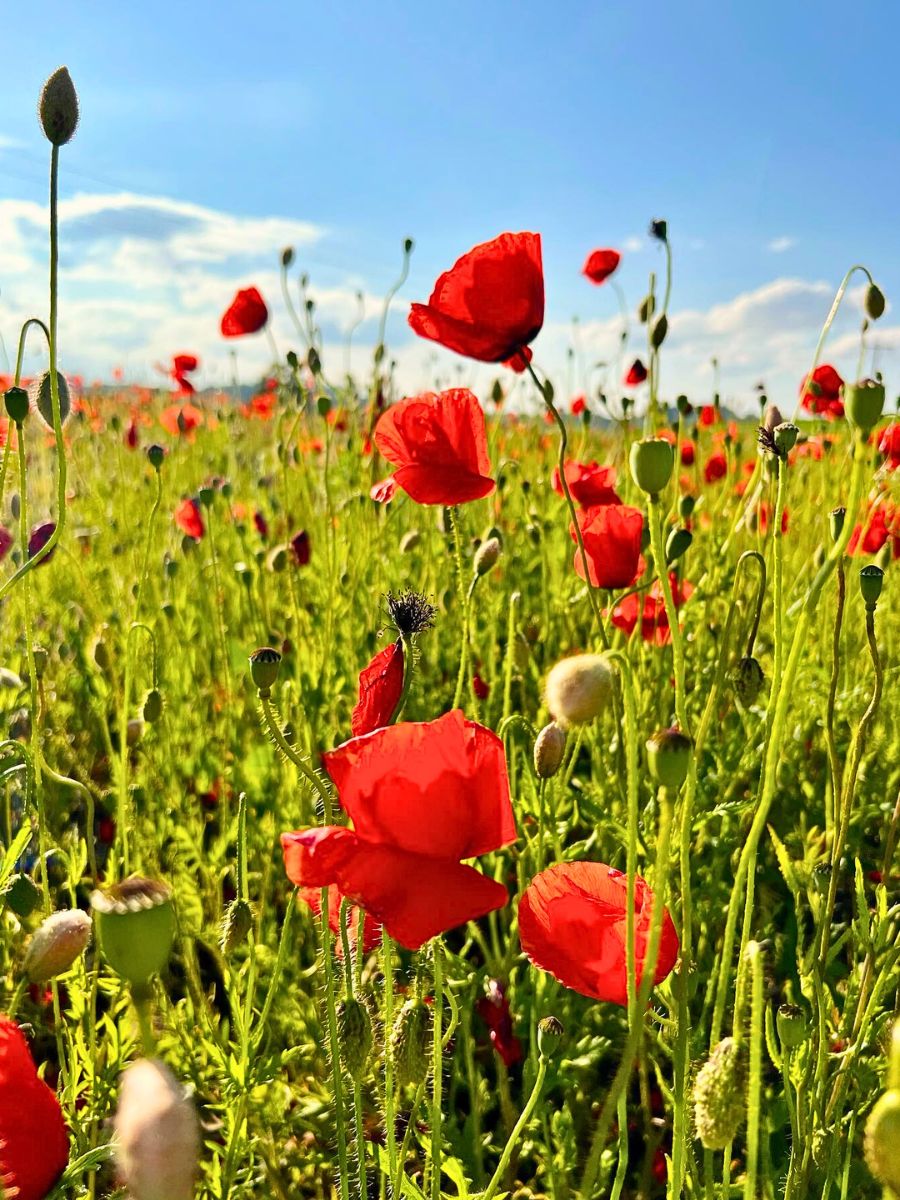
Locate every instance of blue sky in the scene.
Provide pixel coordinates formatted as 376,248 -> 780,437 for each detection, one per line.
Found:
1,1 -> 899,411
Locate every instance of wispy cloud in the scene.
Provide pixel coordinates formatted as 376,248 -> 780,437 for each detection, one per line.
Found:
767,235 -> 796,253
622,235 -> 644,253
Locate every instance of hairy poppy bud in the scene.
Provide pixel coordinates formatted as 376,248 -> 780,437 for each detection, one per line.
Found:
29,370 -> 70,431
115,1058 -> 199,1200
23,909 -> 92,982
733,657 -> 765,706
281,246 -> 294,268
692,1037 -> 747,1150
4,386 -> 29,425
859,565 -> 884,610
651,314 -> 668,349
679,494 -> 695,520
249,647 -> 281,696
147,444 -> 165,470
545,654 -> 614,727
474,537 -> 501,577
646,727 -> 693,790
39,67 -> 79,145
865,1090 -> 900,1194
337,997 -> 373,1082
399,530 -> 421,553
776,1003 -> 807,1050
865,282 -> 886,321
843,378 -> 886,433
142,688 -> 163,724
391,998 -> 431,1088
630,437 -> 674,497
3,872 -> 42,920
534,722 -> 566,779
537,1015 -> 564,1060
666,527 -> 692,564
638,293 -> 656,324
91,877 -> 175,989
773,422 -> 799,457
829,507 -> 846,543
220,898 -> 253,954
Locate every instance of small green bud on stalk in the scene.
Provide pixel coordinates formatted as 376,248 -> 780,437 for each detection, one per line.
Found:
23,909 -> 92,982
39,67 -> 79,146
859,565 -> 884,610
533,722 -> 566,779
310,350 -> 323,379
630,437 -> 675,497
30,645 -> 48,680
545,654 -> 614,728
147,444 -> 165,470
829,507 -> 846,543
114,1058 -> 200,1200
676,393 -> 692,416
2,873 -> 42,920
651,313 -> 668,348
142,688 -> 163,723
646,727 -> 693,790
29,370 -> 70,430
198,485 -> 215,508
776,1003 -> 808,1050
773,422 -> 799,457
679,494 -> 695,520
4,387 -> 29,425
864,1090 -> 900,1194
337,997 -> 373,1081
692,1037 -> 747,1150
220,899 -> 254,954
843,378 -> 886,434
865,282 -> 886,320
638,293 -> 655,323
665,527 -> 693,564
733,657 -> 765,706
391,998 -> 431,1088
281,246 -> 295,268
91,877 -> 176,988
249,647 -> 281,696
474,536 -> 501,577
537,1015 -> 564,1060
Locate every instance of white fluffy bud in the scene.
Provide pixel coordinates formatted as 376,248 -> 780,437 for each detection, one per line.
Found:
23,909 -> 92,982
544,654 -> 614,726
114,1059 -> 199,1200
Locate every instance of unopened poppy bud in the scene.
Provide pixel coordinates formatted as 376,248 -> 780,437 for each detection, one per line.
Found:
545,654 -> 615,728
4,386 -> 29,424
859,565 -> 884,610
399,530 -> 421,553
829,507 -> 846,542
309,349 -> 322,378
651,313 -> 668,349
630,437 -> 674,497
646,727 -> 693,790
534,722 -> 566,779
676,393 -> 692,416
649,217 -> 668,242
773,422 -> 799,456
864,1090 -> 900,1194
666,527 -> 692,564
865,282 -> 886,321
3,872 -> 42,919
197,485 -> 215,508
843,378 -> 886,433
29,645 -> 48,681
147,444 -> 165,470
142,688 -> 163,724
679,494 -> 695,520
92,633 -> 110,672
403,236 -> 414,255
114,1058 -> 199,1200
23,908 -> 92,983
474,537 -> 501,577
281,246 -> 294,268
249,647 -> 281,696
220,898 -> 253,954
692,1037 -> 747,1150
776,1003 -> 808,1050
763,404 -> 784,434
733,656 -> 765,706
537,1015 -> 564,1060
91,877 -> 175,989
127,718 -> 144,747
39,66 -> 79,145
391,998 -> 431,1088
29,370 -> 70,430
337,997 -> 373,1082
638,293 -> 656,324
489,379 -> 504,405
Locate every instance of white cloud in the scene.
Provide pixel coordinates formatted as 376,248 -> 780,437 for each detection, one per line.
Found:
622,236 -> 644,253
767,236 -> 796,253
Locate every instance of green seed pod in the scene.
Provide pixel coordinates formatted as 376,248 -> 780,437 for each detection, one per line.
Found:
220,898 -> 253,954
399,530 -> 421,553
249,647 -> 281,696
533,722 -> 566,779
29,370 -> 70,430
829,507 -> 846,543
692,1038 -> 747,1150
864,1090 -> 900,1194
629,438 -> 674,497
147,444 -> 165,470
391,998 -> 431,1088
91,878 -> 176,988
733,657 -> 765,706
2,872 -> 42,920
142,688 -> 163,724
537,1015 -> 564,1060
646,727 -> 693,790
474,537 -> 501,577
859,565 -> 884,610
776,1003 -> 808,1050
39,66 -> 79,145
773,422 -> 799,457
665,527 -> 693,564
544,654 -> 615,728
651,313 -> 668,349
337,997 -> 373,1082
4,387 -> 29,425
23,909 -> 92,983
865,282 -> 886,321
843,378 -> 886,434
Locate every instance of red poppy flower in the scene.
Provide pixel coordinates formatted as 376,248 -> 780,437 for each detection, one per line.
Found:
570,394 -> 587,417
408,232 -> 544,363
680,441 -> 695,466
800,364 -> 844,419
0,1018 -> 69,1200
699,405 -> 718,427
160,403 -> 203,437
370,476 -> 398,504
582,248 -> 621,286
0,526 -> 12,560
351,641 -> 404,737
476,979 -> 522,1067
281,710 -> 516,949
253,510 -> 269,538
570,504 -> 644,589
374,389 -> 494,506
848,504 -> 899,556
518,861 -> 679,1005
124,418 -> 139,449
503,347 -> 533,374
291,530 -> 311,566
625,359 -> 648,387
553,460 -> 621,508
173,354 -> 198,376
220,286 -> 268,337
297,884 -> 382,956
27,521 -> 56,565
703,452 -> 728,483
878,423 -> 900,469
472,673 -> 490,701
174,498 -> 204,540
758,503 -> 789,534
610,574 -> 693,644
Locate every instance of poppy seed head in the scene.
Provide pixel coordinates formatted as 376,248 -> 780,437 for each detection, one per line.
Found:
385,589 -> 436,638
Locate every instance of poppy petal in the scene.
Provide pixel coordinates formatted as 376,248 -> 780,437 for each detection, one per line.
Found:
351,641 -> 405,737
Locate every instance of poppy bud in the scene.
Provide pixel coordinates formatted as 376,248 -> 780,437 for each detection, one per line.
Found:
649,218 -> 668,242
629,438 -> 674,497
249,647 -> 281,696
399,530 -> 421,553
391,998 -> 431,1088
776,1003 -> 808,1050
679,495 -> 695,520
39,66 -> 79,146
142,688 -> 163,724
23,909 -> 92,983
127,718 -> 144,747
91,878 -> 176,989
733,657 -> 765,706
651,314 -> 668,349
114,1058 -> 199,1200
537,1015 -> 564,1060
220,898 -> 253,954
829,507 -> 846,542
665,527 -> 692,564
337,997 -> 373,1082
865,1090 -> 900,1194
692,1037 -> 747,1150
638,293 -> 656,323
533,722 -> 566,779
812,862 -> 832,894
773,422 -> 799,457
763,404 -> 784,434
865,282 -> 886,321
544,654 -> 615,728
676,393 -> 692,416
4,386 -> 29,425
2,872 -> 42,919
197,485 -> 215,508
646,727 -> 693,790
29,370 -> 70,430
843,378 -> 886,434
403,236 -> 415,255
92,633 -> 110,672
474,537 -> 501,577
309,349 -> 322,378
147,444 -> 165,470
859,565 -> 884,610
281,246 -> 294,268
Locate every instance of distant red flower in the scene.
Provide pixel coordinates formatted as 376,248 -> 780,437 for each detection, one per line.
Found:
878,423 -> 900,469
351,641 -> 404,737
610,574 -> 693,644
518,861 -> 679,1005
703,451 -> 728,483
570,394 -> 587,417
571,504 -> 644,589
476,979 -> 522,1067
125,418 -> 139,449
291,530 -> 311,566
27,522 -> 56,565
758,503 -> 789,534
699,405 -> 718,427
220,287 -> 268,337
680,441 -> 695,466
408,232 -> 544,363
160,403 -> 203,437
370,477 -> 398,504
297,885 -> 382,957
848,504 -> 899,556
242,390 -> 277,420
253,510 -> 268,538
374,389 -> 494,505
171,353 -> 199,396
0,526 -> 13,560
582,248 -> 621,286
175,498 -> 204,540
0,1017 -> 69,1200
472,673 -> 490,701
625,359 -> 647,387
800,364 -> 844,419
281,711 -> 516,949
504,347 -> 533,374
552,460 -> 621,508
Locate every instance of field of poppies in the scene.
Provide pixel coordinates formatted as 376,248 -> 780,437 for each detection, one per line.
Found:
2,67 -> 899,1200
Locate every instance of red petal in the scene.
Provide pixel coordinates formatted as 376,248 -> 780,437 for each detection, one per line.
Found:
296,883 -> 382,956
0,1020 -> 69,1199
351,641 -> 405,737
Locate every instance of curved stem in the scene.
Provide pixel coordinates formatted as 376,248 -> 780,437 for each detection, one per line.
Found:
481,1058 -> 548,1200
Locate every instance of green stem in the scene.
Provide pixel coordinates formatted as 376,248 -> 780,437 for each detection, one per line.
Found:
647,494 -> 690,734
322,889 -> 350,1200
382,929 -> 399,1185
430,939 -> 444,1200
482,1058 -> 548,1200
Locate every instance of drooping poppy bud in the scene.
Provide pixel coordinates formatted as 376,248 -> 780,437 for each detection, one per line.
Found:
474,536 -> 501,577
337,997 -> 373,1082
865,283 -> 886,321
843,378 -> 886,434
2,873 -> 42,920
651,313 -> 668,349
544,654 -> 614,727
4,387 -> 29,425
665,527 -> 692,564
692,1038 -> 747,1150
533,722 -> 566,779
29,370 -> 70,430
